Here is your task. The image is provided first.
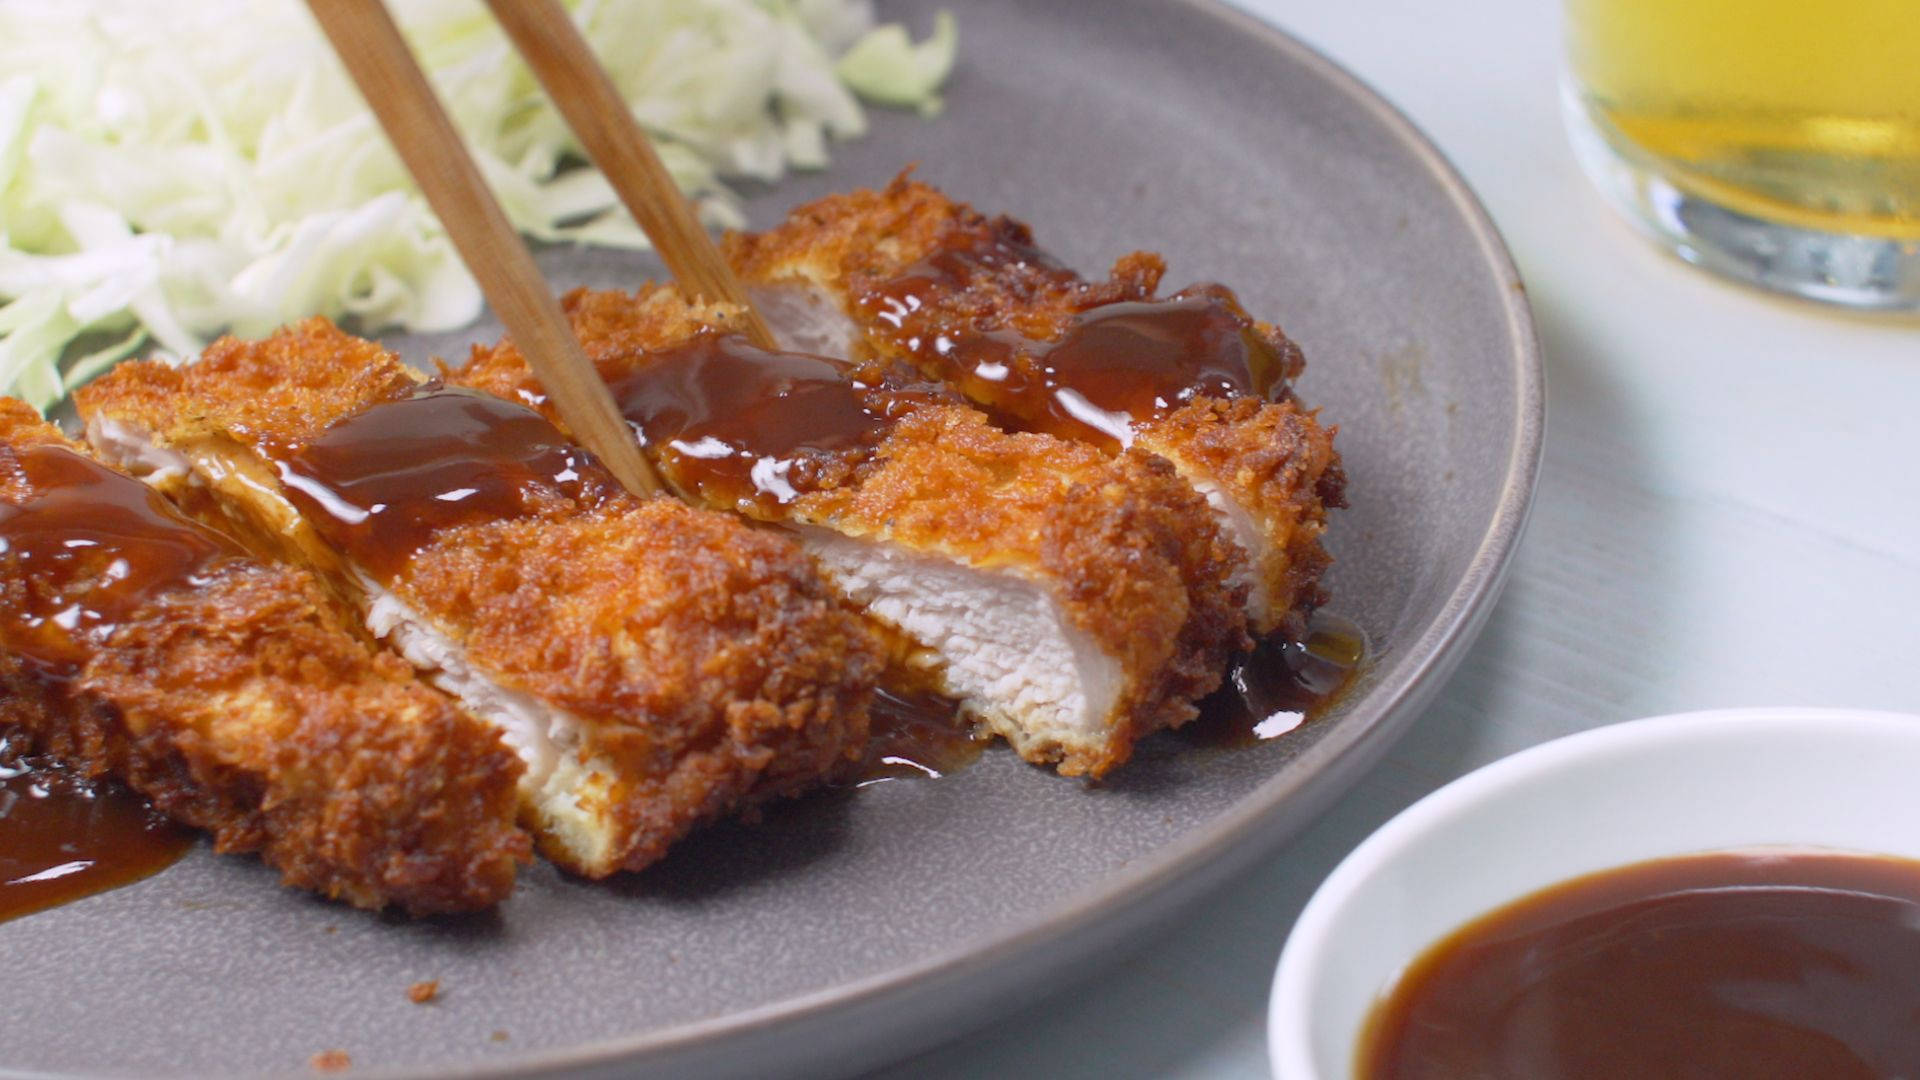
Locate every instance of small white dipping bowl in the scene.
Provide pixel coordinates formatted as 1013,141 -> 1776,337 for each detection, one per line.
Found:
1268,707 -> 1920,1080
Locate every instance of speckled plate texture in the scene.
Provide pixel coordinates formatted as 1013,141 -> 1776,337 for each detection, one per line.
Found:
0,2 -> 1542,1077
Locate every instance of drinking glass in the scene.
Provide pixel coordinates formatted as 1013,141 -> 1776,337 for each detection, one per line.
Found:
1563,0 -> 1919,310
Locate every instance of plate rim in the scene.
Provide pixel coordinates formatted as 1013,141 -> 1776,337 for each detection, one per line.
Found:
33,4 -> 1543,1077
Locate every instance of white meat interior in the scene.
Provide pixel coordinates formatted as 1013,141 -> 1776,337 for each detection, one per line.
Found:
795,526 -> 1121,758
361,583 -> 615,860
1184,474 -> 1270,628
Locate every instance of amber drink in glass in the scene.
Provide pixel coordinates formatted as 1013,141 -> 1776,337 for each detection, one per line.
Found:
1564,0 -> 1919,309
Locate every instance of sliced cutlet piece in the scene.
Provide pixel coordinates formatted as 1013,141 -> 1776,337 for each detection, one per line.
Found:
0,398 -> 527,913
453,286 -> 1247,778
725,177 -> 1346,636
76,321 -> 879,877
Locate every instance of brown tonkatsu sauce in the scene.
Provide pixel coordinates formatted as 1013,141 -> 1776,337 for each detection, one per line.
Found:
280,385 -> 619,580
849,613 -> 1362,783
604,333 -> 939,510
875,217 -> 1074,297
0,744 -> 191,923
859,228 -> 1293,451
1360,851 -> 1920,1080
0,444 -> 237,683
1180,610 -> 1365,747
850,687 -> 987,785
0,448 -> 209,917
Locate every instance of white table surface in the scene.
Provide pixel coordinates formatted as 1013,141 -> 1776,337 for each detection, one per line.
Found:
868,0 -> 1920,1076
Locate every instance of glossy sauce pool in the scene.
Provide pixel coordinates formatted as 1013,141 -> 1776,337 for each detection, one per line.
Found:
603,334 -> 945,512
1179,611 -> 1366,748
0,749 -> 192,923
278,385 -> 620,581
1359,851 -> 1920,1079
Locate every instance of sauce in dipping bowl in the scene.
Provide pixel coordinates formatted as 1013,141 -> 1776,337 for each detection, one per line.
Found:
1269,709 -> 1920,1080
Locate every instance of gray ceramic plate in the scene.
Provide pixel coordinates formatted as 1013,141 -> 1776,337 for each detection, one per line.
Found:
0,2 -> 1541,1077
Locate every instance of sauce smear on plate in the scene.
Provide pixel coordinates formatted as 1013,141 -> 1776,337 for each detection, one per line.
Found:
851,688 -> 988,785
1359,851 -> 1920,1079
0,749 -> 191,923
1180,611 -> 1365,747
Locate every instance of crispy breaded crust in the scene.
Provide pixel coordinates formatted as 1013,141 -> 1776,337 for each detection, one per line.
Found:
81,321 -> 421,454
724,177 -> 1271,361
724,174 -> 964,291
78,326 -> 879,875
0,400 -> 528,914
726,176 -> 1342,634
455,288 -> 752,417
457,287 -> 1248,776
1140,398 -> 1345,637
0,398 -> 69,484
405,502 -> 876,863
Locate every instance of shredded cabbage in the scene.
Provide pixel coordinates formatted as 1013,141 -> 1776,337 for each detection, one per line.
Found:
0,0 -> 954,411
836,10 -> 955,115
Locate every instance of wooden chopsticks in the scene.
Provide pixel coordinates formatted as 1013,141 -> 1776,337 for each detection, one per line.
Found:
485,0 -> 777,350
305,0 -> 778,495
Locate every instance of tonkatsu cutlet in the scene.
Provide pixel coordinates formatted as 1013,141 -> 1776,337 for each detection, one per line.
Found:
77,321 -> 880,878
725,177 -> 1346,636
454,286 -> 1247,778
0,399 -> 527,914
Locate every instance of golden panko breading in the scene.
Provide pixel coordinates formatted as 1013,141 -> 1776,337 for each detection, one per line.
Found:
456,287 -> 1247,776
724,175 -> 1345,635
0,399 -> 528,914
76,323 -> 879,877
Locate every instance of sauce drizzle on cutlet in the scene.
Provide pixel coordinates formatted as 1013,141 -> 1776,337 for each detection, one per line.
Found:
0,449 -> 210,919
857,228 -> 1294,452
0,738 -> 192,924
603,333 -> 943,511
0,444 -> 238,684
279,385 -> 619,581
